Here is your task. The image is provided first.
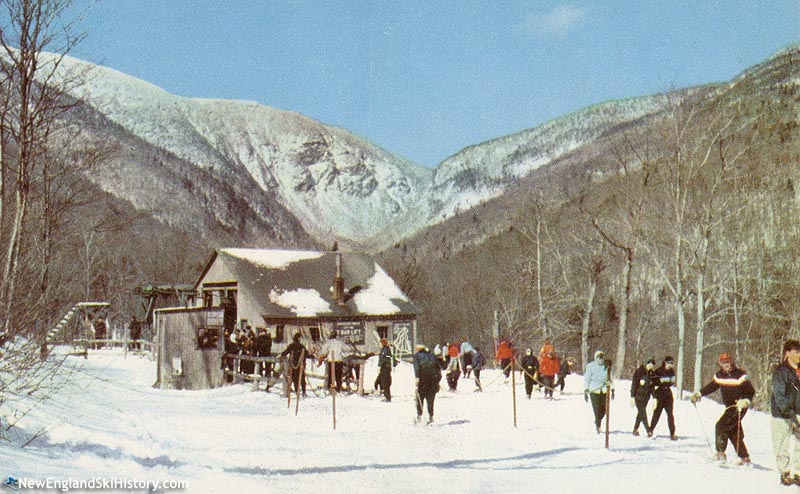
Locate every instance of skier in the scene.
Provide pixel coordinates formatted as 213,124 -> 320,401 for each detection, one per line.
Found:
771,339 -> 800,486
539,346 -> 560,400
555,357 -> 574,394
520,348 -> 539,399
413,344 -> 442,424
690,352 -> 755,465
446,359 -> 461,391
650,356 -> 677,440
255,327 -> 273,376
495,339 -> 514,382
584,350 -> 614,433
280,332 -> 308,396
472,346 -> 486,391
460,337 -> 475,378
375,338 -> 395,401
630,358 -> 656,437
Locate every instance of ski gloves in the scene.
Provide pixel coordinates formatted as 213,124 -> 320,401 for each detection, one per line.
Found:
690,392 -> 749,411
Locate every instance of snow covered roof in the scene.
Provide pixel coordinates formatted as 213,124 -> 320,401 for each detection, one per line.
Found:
196,248 -> 417,319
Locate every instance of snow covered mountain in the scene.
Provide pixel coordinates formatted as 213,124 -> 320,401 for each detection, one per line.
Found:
60,57 -> 433,249
49,45 -> 797,251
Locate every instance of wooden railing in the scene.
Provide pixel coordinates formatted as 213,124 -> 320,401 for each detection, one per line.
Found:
70,339 -> 155,358
223,354 -> 370,395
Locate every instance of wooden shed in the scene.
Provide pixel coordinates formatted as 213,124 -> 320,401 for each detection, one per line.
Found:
155,248 -> 418,390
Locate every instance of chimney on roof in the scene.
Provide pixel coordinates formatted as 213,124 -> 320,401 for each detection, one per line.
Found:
333,252 -> 345,305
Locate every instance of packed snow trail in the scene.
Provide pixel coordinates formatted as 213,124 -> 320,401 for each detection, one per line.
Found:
0,348 -> 791,493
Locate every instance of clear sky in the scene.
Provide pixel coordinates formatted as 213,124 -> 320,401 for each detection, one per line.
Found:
70,1 -> 799,167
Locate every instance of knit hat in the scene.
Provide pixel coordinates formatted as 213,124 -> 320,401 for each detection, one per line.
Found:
718,352 -> 733,364
664,355 -> 674,364
646,358 -> 656,366
594,350 -> 605,360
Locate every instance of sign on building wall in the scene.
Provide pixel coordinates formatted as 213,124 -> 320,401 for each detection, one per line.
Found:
335,321 -> 364,344
392,321 -> 413,357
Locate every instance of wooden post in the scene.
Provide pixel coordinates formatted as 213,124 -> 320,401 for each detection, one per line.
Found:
285,356 -> 292,407
295,350 -> 305,416
253,361 -> 261,391
512,358 -> 517,428
330,360 -> 337,430
357,361 -> 365,396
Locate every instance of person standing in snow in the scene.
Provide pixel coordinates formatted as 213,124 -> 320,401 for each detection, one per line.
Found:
539,346 -> 560,400
771,339 -> 800,486
650,356 -> 677,440
584,350 -> 613,433
281,332 -> 308,396
375,338 -> 395,401
690,352 -> 755,465
472,346 -> 486,392
495,339 -> 514,381
255,327 -> 273,376
520,348 -> 539,399
556,357 -> 574,394
460,337 -> 475,378
630,358 -> 656,437
446,341 -> 461,391
317,331 -> 347,393
437,343 -> 448,369
413,344 -> 442,424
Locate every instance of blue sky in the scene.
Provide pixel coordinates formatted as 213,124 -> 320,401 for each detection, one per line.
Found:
71,1 -> 799,167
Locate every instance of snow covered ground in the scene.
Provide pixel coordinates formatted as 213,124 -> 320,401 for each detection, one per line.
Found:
0,347 -> 794,493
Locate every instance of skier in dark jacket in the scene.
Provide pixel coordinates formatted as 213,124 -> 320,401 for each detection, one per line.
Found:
630,358 -> 657,436
255,328 -> 273,376
650,356 -> 677,440
374,338 -> 395,401
280,333 -> 308,396
413,344 -> 442,424
520,348 -> 539,399
555,357 -> 573,393
771,339 -> 800,486
691,352 -> 755,465
472,347 -> 486,392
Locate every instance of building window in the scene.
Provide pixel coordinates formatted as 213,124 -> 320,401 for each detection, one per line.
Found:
275,324 -> 285,343
196,328 -> 220,349
310,327 -> 320,342
377,326 -> 389,339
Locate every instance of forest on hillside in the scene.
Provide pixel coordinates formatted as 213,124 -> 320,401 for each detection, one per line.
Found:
379,48 -> 800,409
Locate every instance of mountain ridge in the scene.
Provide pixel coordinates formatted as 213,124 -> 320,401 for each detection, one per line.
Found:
48,44 -> 799,251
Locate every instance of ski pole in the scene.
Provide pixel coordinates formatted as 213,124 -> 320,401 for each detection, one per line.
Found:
692,402 -> 713,455
604,363 -> 612,450
736,407 -> 742,457
511,359 -> 517,428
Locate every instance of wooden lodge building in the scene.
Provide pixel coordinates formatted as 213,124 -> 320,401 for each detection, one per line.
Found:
155,248 -> 418,390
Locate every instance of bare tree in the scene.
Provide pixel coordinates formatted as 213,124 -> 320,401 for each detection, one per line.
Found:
0,0 -> 86,341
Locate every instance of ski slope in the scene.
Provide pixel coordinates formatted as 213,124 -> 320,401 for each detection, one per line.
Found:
0,347 -> 791,493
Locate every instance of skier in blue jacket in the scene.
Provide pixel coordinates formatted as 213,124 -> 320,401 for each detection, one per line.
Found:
584,350 -> 614,433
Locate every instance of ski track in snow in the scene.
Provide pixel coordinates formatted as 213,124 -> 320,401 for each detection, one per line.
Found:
0,348 -> 794,494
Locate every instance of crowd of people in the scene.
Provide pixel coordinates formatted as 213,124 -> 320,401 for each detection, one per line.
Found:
221,327 -> 800,488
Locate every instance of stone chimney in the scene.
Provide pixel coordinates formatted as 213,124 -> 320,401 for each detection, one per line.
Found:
333,252 -> 345,305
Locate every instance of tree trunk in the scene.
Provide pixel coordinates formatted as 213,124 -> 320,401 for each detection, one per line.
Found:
581,271 -> 597,371
614,248 -> 632,378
